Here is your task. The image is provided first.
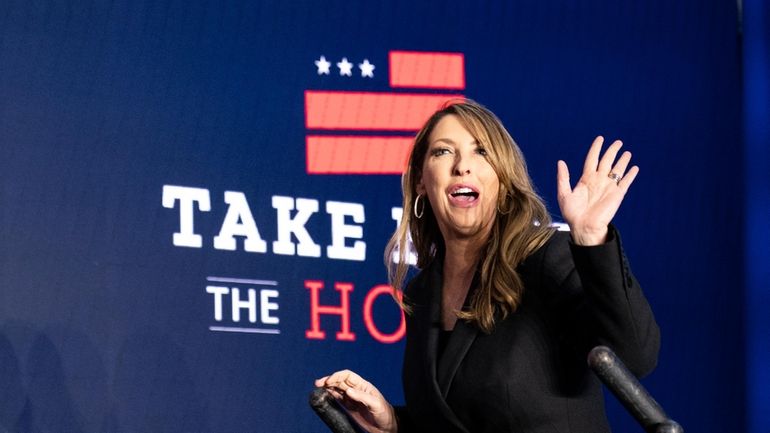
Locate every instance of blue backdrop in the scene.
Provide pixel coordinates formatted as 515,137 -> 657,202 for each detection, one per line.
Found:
0,1 -> 761,432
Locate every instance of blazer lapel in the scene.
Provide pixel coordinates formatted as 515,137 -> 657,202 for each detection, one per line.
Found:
423,261 -> 445,402
420,261 -> 476,433
437,270 -> 481,398
436,318 -> 479,397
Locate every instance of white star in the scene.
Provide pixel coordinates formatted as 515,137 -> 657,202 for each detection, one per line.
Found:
358,59 -> 375,78
315,55 -> 331,75
337,57 -> 353,76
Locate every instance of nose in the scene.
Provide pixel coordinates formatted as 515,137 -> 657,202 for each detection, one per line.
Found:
453,154 -> 471,176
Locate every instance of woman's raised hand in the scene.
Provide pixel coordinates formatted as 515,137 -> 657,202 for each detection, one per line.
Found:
556,136 -> 639,246
315,370 -> 397,433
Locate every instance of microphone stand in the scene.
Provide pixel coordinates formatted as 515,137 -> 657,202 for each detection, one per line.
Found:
588,346 -> 683,433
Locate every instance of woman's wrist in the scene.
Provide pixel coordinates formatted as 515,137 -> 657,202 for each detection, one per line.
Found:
570,225 -> 608,246
385,403 -> 399,433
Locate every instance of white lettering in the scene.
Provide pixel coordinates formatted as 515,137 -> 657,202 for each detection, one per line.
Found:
207,285 -> 281,325
272,196 -> 321,257
213,191 -> 267,252
326,201 -> 366,261
231,288 -> 257,323
163,186 -> 381,261
162,185 -> 211,247
260,289 -> 280,325
390,207 -> 417,265
206,285 -> 229,321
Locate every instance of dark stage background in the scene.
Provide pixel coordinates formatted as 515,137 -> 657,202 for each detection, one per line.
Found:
0,1 -> 766,432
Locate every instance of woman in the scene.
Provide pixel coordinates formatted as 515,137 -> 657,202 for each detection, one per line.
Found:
315,100 -> 660,433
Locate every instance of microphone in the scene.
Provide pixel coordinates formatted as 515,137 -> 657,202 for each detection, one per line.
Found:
309,387 -> 362,433
588,346 -> 683,433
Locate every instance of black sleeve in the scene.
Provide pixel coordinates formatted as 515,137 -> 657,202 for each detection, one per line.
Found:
393,405 -> 416,433
544,226 -> 660,377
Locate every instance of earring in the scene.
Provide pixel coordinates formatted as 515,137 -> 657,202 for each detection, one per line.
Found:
497,193 -> 513,215
414,194 -> 425,219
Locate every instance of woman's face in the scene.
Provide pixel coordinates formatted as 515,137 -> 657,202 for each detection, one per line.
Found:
417,114 -> 500,242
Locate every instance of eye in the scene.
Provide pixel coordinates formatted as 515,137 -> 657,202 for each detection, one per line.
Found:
476,147 -> 488,156
430,147 -> 451,157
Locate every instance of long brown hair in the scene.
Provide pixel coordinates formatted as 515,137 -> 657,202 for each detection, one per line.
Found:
384,99 -> 554,333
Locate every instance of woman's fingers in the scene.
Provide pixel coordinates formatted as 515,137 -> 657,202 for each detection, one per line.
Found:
556,160 -> 572,202
560,137 -> 639,220
314,376 -> 329,387
583,136 -> 605,174
579,138 -> 631,189
345,386 -> 383,410
617,165 -> 640,192
317,369 -> 375,396
609,150 -> 632,180
316,370 -> 397,432
322,370 -> 356,390
597,140 -> 623,174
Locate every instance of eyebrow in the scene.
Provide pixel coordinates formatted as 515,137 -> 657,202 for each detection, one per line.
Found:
430,138 -> 480,146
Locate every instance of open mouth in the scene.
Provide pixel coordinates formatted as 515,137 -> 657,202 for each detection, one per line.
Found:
449,186 -> 479,202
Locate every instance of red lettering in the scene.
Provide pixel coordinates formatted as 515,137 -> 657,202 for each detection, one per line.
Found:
363,284 -> 406,344
305,280 -> 356,341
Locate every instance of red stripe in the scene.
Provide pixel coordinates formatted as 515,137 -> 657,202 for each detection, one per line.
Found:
305,91 -> 462,130
389,51 -> 465,89
306,135 -> 413,174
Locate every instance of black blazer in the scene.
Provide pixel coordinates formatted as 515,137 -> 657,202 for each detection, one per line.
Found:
396,228 -> 660,433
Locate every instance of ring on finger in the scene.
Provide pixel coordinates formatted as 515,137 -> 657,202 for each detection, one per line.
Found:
608,172 -> 622,185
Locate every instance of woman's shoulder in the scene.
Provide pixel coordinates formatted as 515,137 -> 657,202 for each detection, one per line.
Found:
520,228 -> 575,286
403,258 -> 441,304
524,228 -> 572,264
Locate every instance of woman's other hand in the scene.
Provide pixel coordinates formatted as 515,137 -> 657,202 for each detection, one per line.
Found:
315,370 -> 397,433
556,136 -> 639,246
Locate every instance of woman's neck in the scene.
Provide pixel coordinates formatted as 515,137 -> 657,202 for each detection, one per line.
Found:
440,237 -> 486,330
443,238 -> 483,281
440,220 -> 493,280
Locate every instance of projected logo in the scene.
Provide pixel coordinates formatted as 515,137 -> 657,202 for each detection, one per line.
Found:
162,51 -> 468,343
305,51 -> 465,174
